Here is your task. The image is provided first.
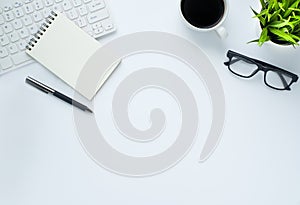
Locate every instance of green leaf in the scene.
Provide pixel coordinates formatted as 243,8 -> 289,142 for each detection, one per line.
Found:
282,0 -> 290,10
254,9 -> 268,17
269,27 -> 298,44
251,7 -> 259,16
288,8 -> 300,12
278,2 -> 285,11
268,16 -> 294,31
258,27 -> 270,46
293,25 -> 300,33
284,1 -> 300,18
291,15 -> 300,21
289,0 -> 300,9
260,0 -> 266,8
281,27 -> 290,33
273,0 -> 279,10
277,13 -> 284,20
253,8 -> 267,26
269,10 -> 281,22
268,20 -> 289,28
267,13 -> 272,22
287,0 -> 296,8
290,33 -> 300,41
247,39 -> 260,44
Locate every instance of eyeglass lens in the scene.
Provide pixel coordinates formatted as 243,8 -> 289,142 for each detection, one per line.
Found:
228,57 -> 258,77
227,55 -> 294,90
265,70 -> 293,90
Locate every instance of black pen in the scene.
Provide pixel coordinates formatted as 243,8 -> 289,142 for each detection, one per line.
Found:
25,76 -> 93,113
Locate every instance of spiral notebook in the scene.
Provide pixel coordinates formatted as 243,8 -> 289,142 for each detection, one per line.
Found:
26,11 -> 119,100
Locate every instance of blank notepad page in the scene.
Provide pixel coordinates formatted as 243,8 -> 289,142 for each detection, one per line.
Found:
26,12 -> 117,100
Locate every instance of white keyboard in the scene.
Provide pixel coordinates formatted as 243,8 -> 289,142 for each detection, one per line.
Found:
0,0 -> 116,75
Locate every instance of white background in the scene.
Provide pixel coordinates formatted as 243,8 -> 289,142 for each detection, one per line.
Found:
1,0 -> 300,204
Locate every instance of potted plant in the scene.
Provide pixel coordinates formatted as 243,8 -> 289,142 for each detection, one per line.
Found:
250,0 -> 300,46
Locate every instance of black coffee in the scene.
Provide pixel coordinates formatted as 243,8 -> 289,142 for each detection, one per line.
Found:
181,0 -> 225,28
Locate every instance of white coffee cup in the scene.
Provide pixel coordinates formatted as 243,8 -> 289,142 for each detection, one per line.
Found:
179,0 -> 228,39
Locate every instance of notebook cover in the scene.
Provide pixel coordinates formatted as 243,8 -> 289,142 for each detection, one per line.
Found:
26,12 -> 118,100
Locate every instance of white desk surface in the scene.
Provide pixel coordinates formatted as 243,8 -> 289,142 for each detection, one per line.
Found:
1,0 -> 300,204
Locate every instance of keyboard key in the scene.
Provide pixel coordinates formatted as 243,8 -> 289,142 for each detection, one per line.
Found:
0,15 -> 4,24
93,27 -> 103,35
22,16 -> 33,26
3,4 -> 13,12
0,57 -> 13,70
17,40 -> 27,50
44,0 -> 54,7
0,36 -> 10,46
19,28 -> 29,38
87,30 -> 94,36
67,10 -> 78,19
76,17 -> 87,27
12,19 -> 23,29
82,25 -> 93,35
24,0 -> 34,3
0,36 -> 9,47
101,18 -> 113,31
28,24 -> 38,34
7,44 -> 18,54
88,0 -> 105,12
78,5 -> 88,16
8,32 -> 20,42
42,8 -> 52,17
32,12 -> 43,22
83,0 -> 91,3
14,8 -> 24,18
24,4 -> 34,14
62,0 -> 73,11
87,9 -> 108,24
0,48 -> 8,58
72,0 -> 82,7
25,37 -> 32,44
4,11 -> 14,22
36,21 -> 44,28
3,23 -> 13,33
91,21 -> 101,29
52,4 -> 63,12
12,52 -> 31,65
34,0 -> 44,10
14,1 -> 24,8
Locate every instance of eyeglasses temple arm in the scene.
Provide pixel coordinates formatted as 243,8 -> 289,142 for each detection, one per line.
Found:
224,58 -> 240,66
278,73 -> 289,88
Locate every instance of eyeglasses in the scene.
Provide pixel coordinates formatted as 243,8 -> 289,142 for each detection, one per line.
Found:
224,50 -> 298,91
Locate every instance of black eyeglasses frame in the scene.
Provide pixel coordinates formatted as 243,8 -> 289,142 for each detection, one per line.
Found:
224,50 -> 299,91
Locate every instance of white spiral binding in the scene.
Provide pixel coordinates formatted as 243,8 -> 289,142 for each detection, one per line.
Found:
26,11 -> 58,51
